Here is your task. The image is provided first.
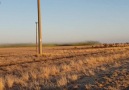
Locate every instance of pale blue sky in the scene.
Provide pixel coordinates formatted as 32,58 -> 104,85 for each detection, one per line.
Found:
0,0 -> 129,44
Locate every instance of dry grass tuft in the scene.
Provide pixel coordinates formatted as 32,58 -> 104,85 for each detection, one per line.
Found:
61,64 -> 71,72
57,76 -> 68,87
30,71 -> 37,80
39,67 -> 50,79
50,66 -> 60,76
0,78 -> 4,90
5,75 -> 15,88
21,72 -> 29,81
68,74 -> 78,81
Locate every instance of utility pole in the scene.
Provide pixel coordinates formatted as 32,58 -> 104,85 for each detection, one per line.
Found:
35,22 -> 38,54
37,0 -> 43,55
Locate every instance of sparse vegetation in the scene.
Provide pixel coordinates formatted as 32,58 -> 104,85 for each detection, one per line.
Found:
0,45 -> 129,89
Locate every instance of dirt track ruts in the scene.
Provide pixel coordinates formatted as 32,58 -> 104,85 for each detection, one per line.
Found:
0,46 -> 129,67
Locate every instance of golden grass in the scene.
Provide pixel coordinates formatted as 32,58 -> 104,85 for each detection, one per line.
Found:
68,74 -> 78,81
41,67 -> 50,79
57,76 -> 68,87
0,46 -> 129,89
61,64 -> 71,72
21,72 -> 29,81
50,66 -> 60,76
0,78 -> 4,90
5,75 -> 15,88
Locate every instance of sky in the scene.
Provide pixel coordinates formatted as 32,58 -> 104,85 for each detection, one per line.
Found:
0,0 -> 129,44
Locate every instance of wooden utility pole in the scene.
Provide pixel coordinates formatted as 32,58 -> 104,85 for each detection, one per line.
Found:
37,0 -> 42,55
35,22 -> 38,53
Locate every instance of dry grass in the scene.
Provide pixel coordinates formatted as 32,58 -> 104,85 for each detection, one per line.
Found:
57,76 -> 68,87
0,78 -> 4,90
0,46 -> 129,89
68,74 -> 78,81
40,67 -> 51,79
21,72 -> 29,81
5,75 -> 15,88
61,64 -> 71,72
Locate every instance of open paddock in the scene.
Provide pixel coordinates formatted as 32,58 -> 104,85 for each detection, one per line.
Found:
0,46 -> 129,90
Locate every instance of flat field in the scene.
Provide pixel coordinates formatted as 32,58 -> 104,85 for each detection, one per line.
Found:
0,46 -> 129,90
